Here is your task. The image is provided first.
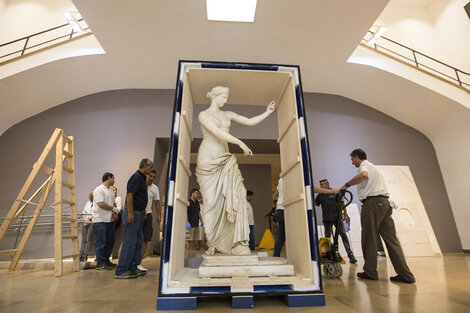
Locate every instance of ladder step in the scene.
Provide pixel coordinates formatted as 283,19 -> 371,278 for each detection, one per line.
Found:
0,249 -> 17,257
62,166 -> 74,173
62,235 -> 78,240
62,253 -> 79,259
63,150 -> 73,158
40,165 -> 54,175
62,199 -> 76,205
63,135 -> 72,143
61,217 -> 76,222
62,182 -> 75,189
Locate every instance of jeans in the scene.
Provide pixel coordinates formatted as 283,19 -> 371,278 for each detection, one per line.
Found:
93,222 -> 115,266
249,225 -> 255,251
115,209 -> 144,275
273,210 -> 285,257
79,223 -> 93,261
323,221 -> 355,257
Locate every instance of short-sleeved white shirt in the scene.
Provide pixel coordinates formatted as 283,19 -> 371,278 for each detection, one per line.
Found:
276,177 -> 284,211
145,183 -> 160,215
92,184 -> 115,223
113,196 -> 122,214
357,160 -> 389,201
247,201 -> 254,225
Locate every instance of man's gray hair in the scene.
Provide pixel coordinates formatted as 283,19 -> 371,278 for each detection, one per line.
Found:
139,158 -> 153,169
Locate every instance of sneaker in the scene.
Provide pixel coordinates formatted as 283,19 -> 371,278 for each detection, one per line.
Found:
357,272 -> 378,280
96,263 -> 113,270
137,264 -> 148,272
115,271 -> 138,279
390,275 -> 415,284
106,260 -> 117,268
134,268 -> 147,277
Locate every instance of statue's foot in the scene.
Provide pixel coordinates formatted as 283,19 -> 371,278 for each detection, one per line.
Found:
230,244 -> 251,256
205,246 -> 216,255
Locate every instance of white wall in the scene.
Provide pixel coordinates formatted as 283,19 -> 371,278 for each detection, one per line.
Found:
0,0 -> 77,42
377,0 -> 470,72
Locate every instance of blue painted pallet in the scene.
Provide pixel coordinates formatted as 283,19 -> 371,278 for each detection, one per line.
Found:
156,293 -> 325,310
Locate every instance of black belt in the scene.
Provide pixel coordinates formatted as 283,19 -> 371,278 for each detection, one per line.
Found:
361,195 -> 389,203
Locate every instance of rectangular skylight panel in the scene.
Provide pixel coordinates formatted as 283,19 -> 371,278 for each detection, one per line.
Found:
206,0 -> 257,23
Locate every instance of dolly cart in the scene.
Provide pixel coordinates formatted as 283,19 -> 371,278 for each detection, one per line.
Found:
318,190 -> 353,279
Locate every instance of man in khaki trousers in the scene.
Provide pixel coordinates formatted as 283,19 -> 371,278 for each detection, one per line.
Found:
341,149 -> 415,283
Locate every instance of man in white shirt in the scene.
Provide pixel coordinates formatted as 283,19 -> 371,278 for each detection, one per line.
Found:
341,149 -> 415,283
92,172 -> 117,270
111,186 -> 123,230
138,169 -> 160,272
246,190 -> 255,251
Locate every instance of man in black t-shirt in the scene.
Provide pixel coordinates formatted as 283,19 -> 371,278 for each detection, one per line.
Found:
315,179 -> 357,264
115,158 -> 153,279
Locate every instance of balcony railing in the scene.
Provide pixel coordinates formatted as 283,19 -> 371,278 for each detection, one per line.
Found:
360,31 -> 470,93
0,18 -> 92,65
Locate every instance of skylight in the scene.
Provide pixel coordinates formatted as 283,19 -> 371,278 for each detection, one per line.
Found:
206,0 -> 257,23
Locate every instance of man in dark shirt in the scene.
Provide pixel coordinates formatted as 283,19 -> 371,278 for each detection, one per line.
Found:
315,179 -> 357,264
187,188 -> 203,250
115,158 -> 153,279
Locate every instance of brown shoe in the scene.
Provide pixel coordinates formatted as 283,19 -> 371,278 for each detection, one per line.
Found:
357,272 -> 378,280
390,275 -> 415,284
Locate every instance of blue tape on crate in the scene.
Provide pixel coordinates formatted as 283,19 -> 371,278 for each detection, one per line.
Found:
253,285 -> 293,293
307,209 -> 317,261
201,62 -> 278,72
175,81 -> 183,113
163,205 -> 173,263
169,135 -> 178,181
189,286 -> 231,294
300,138 -> 311,186
295,85 -> 304,119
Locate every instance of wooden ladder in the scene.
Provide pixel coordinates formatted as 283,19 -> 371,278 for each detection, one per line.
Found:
0,128 -> 80,277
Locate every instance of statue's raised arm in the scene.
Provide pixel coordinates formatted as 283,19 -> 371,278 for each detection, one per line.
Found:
195,86 -> 276,256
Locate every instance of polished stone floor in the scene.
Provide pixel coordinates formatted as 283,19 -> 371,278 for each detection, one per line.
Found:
1,254 -> 469,312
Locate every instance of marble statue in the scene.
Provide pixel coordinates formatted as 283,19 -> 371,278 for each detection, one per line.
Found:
196,86 -> 275,255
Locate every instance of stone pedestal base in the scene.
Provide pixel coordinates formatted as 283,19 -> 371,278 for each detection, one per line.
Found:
199,252 -> 294,278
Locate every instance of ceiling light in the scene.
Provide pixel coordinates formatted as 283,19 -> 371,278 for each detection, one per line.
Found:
366,26 -> 387,46
206,0 -> 257,23
63,11 -> 84,33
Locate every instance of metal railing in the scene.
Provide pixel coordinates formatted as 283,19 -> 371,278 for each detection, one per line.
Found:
0,18 -> 91,63
361,31 -> 470,92
0,213 -> 88,232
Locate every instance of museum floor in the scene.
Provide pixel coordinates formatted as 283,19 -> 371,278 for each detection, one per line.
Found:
1,254 -> 469,313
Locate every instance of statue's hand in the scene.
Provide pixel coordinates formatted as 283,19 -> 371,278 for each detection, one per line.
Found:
239,142 -> 253,156
267,101 -> 275,113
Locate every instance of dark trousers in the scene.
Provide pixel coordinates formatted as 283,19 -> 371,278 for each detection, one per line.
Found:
116,209 -> 144,275
79,223 -> 93,261
93,222 -> 115,266
361,197 -> 415,281
273,210 -> 285,257
324,221 -> 355,257
249,225 -> 255,251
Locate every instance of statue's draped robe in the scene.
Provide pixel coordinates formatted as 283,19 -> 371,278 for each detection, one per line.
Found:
196,153 -> 249,254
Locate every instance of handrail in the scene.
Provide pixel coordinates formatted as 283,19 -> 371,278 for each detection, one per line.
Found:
361,31 -> 470,92
0,18 -> 91,62
0,213 -> 88,232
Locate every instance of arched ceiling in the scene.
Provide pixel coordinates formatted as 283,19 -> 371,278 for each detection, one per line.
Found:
0,0 -> 467,138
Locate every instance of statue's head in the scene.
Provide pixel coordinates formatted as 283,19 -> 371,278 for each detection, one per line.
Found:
207,86 -> 229,108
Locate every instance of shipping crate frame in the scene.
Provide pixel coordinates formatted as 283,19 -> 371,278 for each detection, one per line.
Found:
157,61 -> 324,310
